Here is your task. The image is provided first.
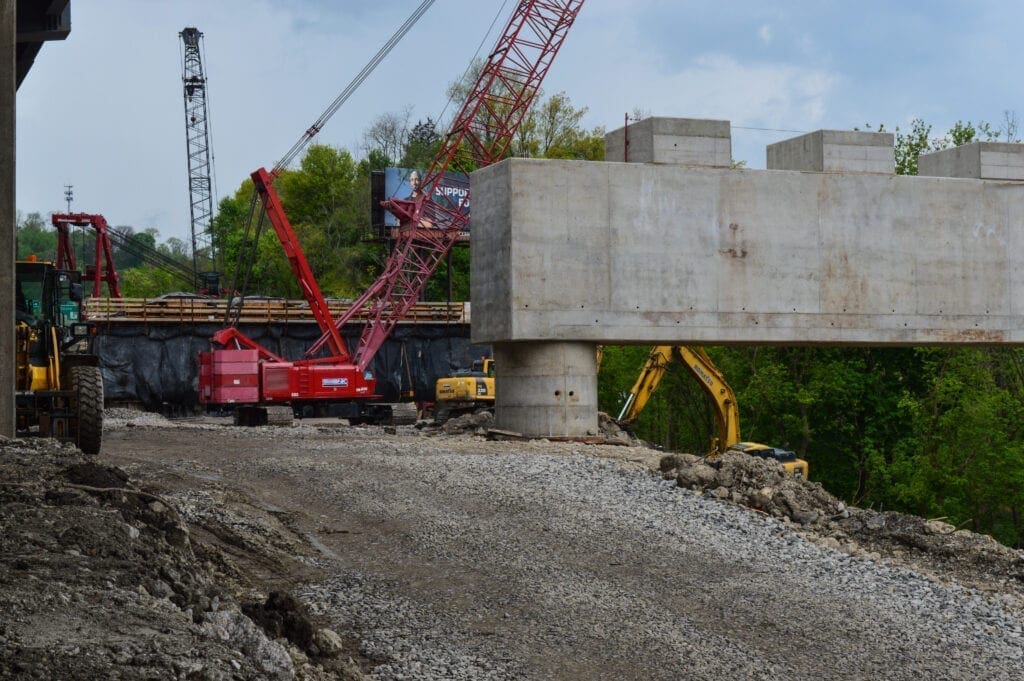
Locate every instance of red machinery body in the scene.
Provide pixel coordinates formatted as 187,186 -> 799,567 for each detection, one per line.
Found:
260,360 -> 377,403
201,169 -> 377,412
198,349 -> 260,404
199,349 -> 378,406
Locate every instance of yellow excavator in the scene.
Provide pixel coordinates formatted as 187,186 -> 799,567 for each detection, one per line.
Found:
617,346 -> 808,477
433,357 -> 496,422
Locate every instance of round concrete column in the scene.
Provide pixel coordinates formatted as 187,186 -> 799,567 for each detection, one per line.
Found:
493,342 -> 598,438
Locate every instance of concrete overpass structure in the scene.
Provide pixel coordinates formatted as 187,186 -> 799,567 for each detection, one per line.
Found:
471,118 -> 1024,438
2,1 -> 72,438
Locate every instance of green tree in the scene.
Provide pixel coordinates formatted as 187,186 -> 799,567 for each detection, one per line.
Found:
15,211 -> 56,260
212,145 -> 377,299
119,264 -> 187,298
110,225 -> 158,271
400,117 -> 441,169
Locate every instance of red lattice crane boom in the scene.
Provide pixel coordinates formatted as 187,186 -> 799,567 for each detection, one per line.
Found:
204,0 -> 583,421
317,0 -> 585,371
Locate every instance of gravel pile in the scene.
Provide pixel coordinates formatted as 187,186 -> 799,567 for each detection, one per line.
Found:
241,437 -> 1024,680
662,450 -> 1024,596
104,406 -> 174,428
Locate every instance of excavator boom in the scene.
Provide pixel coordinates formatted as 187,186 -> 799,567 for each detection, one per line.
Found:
618,346 -> 739,454
308,0 -> 586,371
618,346 -> 808,475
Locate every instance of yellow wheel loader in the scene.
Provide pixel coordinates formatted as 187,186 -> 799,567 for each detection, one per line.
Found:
15,259 -> 103,454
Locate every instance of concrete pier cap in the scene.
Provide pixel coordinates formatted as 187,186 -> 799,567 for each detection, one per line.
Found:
604,116 -> 731,166
471,116 -> 1024,438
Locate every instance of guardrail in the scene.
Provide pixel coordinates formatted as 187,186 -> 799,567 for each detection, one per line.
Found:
83,297 -> 471,325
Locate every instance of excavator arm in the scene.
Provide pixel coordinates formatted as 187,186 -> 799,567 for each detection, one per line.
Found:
617,346 -> 740,455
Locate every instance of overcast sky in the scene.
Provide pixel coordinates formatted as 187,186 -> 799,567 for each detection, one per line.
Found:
16,0 -> 1024,244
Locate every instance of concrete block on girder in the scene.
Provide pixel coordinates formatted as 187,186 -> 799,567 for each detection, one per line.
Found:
470,157 -> 1024,347
605,117 -> 731,166
918,142 -> 1024,181
767,130 -> 894,174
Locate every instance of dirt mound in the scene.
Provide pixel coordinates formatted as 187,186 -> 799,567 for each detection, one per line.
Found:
660,450 -> 1024,599
598,411 -> 637,445
61,461 -> 130,488
661,451 -> 842,524
437,410 -> 493,434
0,438 -> 299,679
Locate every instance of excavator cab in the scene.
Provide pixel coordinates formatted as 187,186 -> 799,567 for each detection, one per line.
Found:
433,357 -> 496,422
726,442 -> 809,478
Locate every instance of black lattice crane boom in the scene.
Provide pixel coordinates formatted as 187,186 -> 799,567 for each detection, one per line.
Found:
180,26 -> 218,293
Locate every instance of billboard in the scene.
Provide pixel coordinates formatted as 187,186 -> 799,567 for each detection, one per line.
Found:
382,167 -> 471,241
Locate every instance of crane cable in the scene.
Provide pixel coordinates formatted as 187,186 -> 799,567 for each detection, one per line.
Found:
432,0 -> 510,133
225,0 -> 435,324
271,0 -> 436,177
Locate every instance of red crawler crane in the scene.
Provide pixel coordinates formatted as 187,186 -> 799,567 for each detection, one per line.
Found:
202,0 -> 585,423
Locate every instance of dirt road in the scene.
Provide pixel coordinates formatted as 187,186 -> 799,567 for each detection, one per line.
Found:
101,417 -> 1024,680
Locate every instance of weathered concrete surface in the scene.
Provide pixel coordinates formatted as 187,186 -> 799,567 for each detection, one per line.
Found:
492,342 -> 598,437
470,157 -> 1024,346
604,117 -> 731,166
1,3 -> 15,438
767,130 -> 894,174
919,141 -> 1024,181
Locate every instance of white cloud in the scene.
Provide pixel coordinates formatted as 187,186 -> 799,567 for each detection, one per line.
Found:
675,54 -> 836,126
570,47 -> 837,129
758,24 -> 772,45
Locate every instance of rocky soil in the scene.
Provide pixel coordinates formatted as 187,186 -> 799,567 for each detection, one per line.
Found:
2,408 -> 1023,679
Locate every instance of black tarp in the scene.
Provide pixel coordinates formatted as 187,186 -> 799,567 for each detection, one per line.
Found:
93,322 -> 490,412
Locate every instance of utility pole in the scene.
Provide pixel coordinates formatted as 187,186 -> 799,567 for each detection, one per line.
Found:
63,183 -> 72,212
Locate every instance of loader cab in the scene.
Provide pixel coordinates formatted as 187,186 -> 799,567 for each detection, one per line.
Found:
14,260 -> 103,455
16,259 -> 84,329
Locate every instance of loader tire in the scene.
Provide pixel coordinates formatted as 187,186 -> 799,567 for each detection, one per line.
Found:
71,365 -> 104,456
